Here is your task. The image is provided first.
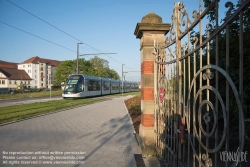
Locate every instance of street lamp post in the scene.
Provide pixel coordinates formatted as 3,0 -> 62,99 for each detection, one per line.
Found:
49,74 -> 51,99
77,42 -> 83,74
121,70 -> 140,96
122,64 -> 124,95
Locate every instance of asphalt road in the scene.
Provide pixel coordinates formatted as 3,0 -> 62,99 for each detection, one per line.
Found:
0,96 -> 63,107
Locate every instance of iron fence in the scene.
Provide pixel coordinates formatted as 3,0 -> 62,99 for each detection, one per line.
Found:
154,0 -> 250,166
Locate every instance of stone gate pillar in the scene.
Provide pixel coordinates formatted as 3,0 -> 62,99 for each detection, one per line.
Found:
134,12 -> 170,145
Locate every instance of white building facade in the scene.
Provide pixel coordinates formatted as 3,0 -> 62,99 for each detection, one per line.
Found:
18,56 -> 60,89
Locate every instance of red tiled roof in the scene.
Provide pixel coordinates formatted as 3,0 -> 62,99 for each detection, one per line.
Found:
20,56 -> 60,67
43,58 -> 61,66
0,68 -> 32,80
0,60 -> 18,69
20,56 -> 40,64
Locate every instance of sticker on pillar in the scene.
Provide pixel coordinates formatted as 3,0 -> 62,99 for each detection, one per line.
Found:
159,87 -> 165,103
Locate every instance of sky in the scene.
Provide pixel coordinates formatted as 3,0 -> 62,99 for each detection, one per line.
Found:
0,0 -> 237,81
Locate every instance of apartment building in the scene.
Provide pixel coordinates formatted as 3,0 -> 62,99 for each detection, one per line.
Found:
18,56 -> 61,89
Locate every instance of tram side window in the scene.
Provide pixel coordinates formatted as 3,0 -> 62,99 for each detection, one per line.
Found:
95,80 -> 100,91
115,83 -> 119,90
88,80 -> 100,91
88,80 -> 93,91
103,81 -> 110,90
116,83 -> 119,90
112,82 -> 119,90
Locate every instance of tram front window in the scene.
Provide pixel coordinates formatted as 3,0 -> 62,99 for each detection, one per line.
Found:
64,84 -> 76,92
64,75 -> 84,94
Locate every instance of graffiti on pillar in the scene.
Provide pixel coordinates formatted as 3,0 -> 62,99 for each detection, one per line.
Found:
159,87 -> 165,103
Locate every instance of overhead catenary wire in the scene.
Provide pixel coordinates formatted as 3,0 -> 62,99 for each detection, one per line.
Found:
6,0 -> 82,43
0,20 -> 121,72
0,21 -> 76,53
5,0 -> 136,72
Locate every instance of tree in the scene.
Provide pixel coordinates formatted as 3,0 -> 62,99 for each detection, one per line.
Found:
88,56 -> 120,79
192,0 -> 250,134
54,60 -> 75,85
54,56 -> 120,85
204,0 -> 250,118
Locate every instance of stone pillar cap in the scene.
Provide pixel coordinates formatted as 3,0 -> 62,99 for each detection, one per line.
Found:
134,12 -> 171,39
141,12 -> 163,24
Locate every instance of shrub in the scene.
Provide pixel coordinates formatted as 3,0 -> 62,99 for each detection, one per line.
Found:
130,103 -> 141,115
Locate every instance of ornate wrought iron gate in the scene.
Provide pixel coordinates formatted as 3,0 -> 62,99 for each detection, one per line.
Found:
154,0 -> 250,166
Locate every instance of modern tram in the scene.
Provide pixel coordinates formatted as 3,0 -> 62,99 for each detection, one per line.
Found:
62,74 -> 139,98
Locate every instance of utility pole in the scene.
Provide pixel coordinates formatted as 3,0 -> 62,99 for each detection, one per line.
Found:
77,42 -> 83,74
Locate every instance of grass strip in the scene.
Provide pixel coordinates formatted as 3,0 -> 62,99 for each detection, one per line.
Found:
0,90 -> 63,100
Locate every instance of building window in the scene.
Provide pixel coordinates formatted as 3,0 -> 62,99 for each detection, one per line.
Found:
2,80 -> 5,84
23,65 -> 25,68
9,81 -> 12,84
0,80 -> 1,84
41,83 -> 43,86
28,81 -> 30,84
15,80 -> 17,84
35,75 -> 36,78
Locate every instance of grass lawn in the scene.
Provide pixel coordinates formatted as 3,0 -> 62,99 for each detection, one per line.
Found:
0,91 -> 140,125
0,90 -> 63,100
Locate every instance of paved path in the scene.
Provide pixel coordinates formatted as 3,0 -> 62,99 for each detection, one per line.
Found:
0,96 -> 140,167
